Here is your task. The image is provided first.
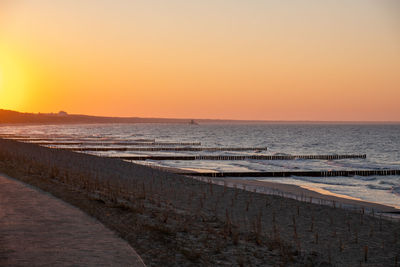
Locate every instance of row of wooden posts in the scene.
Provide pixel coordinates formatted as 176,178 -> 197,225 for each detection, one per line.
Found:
31,141 -> 202,146
63,146 -> 269,152
180,169 -> 400,177
2,137 -> 157,143
2,134 -> 398,179
118,154 -> 366,161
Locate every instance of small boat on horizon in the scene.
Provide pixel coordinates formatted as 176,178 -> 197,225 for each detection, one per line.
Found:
189,120 -> 199,125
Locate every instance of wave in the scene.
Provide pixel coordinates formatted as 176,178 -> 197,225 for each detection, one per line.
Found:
379,180 -> 397,186
366,184 -> 391,190
290,176 -> 359,187
355,176 -> 377,181
392,186 -> 400,196
272,152 -> 292,156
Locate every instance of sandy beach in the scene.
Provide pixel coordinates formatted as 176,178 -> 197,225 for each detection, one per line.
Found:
223,179 -> 400,214
1,138 -> 399,266
146,165 -> 400,214
2,1 -> 400,265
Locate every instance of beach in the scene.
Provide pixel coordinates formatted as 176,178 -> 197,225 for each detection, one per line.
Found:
2,123 -> 399,209
0,138 -> 399,266
223,179 -> 399,213
2,1 -> 400,265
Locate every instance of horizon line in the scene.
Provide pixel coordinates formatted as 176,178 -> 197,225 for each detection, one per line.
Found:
4,109 -> 399,124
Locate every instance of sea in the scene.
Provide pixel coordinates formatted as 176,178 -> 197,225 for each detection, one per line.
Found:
1,123 -> 399,208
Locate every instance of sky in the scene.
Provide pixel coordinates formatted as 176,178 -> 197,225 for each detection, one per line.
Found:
0,0 -> 399,121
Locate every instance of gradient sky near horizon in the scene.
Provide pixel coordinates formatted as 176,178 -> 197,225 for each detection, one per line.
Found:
0,1 -> 399,121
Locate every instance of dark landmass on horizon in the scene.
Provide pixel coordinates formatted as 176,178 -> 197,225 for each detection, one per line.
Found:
0,109 -> 398,125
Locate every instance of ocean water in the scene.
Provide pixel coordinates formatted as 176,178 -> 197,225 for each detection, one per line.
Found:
1,123 -> 399,208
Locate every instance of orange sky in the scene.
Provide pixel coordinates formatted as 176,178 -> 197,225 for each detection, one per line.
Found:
0,1 -> 399,121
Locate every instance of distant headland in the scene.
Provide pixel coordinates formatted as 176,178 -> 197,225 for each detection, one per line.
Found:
0,109 -> 398,125
0,109 -> 193,124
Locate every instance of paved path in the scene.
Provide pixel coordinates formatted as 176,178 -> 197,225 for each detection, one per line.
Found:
0,174 -> 145,266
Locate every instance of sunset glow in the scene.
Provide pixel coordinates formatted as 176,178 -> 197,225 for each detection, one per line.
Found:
0,0 -> 399,121
0,45 -> 29,110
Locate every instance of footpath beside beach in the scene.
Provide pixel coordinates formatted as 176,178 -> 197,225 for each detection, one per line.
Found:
0,174 -> 145,266
0,138 -> 399,266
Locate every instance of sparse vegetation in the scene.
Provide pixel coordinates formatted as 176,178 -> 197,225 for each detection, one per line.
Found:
0,138 -> 399,266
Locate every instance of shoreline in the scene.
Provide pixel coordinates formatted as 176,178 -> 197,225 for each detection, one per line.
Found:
1,138 -> 400,266
133,163 -> 400,214
139,159 -> 400,212
224,178 -> 400,214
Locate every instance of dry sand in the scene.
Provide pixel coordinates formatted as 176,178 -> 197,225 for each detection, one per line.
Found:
222,178 -> 399,214
152,166 -> 400,214
0,138 -> 400,266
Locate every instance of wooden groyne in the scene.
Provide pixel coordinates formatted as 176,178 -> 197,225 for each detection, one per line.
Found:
3,137 -> 157,142
64,147 -> 268,152
31,141 -> 201,146
0,134 -> 28,139
179,169 -> 400,177
118,154 -> 366,161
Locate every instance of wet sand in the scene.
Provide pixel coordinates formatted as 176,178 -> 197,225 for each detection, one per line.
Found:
222,178 -> 400,214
